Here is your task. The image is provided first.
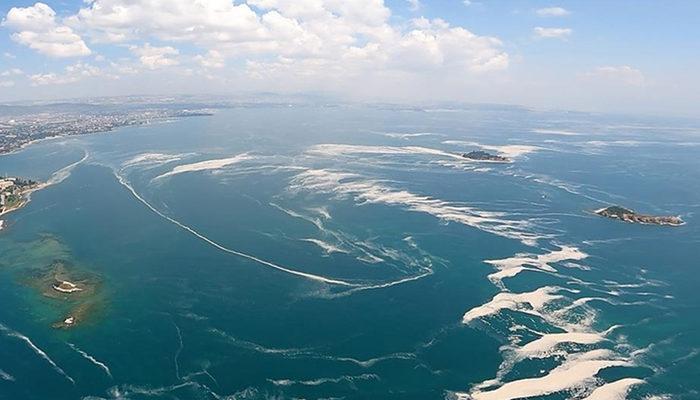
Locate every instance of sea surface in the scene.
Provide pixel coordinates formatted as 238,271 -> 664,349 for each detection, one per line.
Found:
0,105 -> 699,400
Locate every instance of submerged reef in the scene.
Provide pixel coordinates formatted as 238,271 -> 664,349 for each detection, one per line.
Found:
21,257 -> 104,329
2,233 -> 106,329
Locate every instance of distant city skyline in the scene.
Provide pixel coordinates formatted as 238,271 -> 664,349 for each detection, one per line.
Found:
1,0 -> 699,116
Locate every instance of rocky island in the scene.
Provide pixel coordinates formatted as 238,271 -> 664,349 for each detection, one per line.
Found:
24,260 -> 102,329
461,150 -> 510,162
595,206 -> 684,226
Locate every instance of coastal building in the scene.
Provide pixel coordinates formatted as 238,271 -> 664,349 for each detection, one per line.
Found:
0,179 -> 14,191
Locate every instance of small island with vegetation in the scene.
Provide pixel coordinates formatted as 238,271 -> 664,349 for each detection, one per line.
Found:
461,150 -> 510,163
595,206 -> 684,226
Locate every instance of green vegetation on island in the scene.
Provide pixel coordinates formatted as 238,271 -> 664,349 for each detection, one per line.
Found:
461,150 -> 510,162
595,205 -> 684,226
0,176 -> 40,220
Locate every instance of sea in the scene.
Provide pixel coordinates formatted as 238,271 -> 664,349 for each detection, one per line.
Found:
0,104 -> 698,400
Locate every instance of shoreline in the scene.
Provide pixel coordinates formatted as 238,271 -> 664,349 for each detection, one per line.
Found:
1,108 -> 214,158
0,188 -> 33,231
0,151 -> 87,231
0,135 -> 67,158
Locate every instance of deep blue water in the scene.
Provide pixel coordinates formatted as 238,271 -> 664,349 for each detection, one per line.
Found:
0,106 -> 699,400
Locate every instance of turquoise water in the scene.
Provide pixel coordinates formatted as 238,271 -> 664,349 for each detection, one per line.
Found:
0,106 -> 699,399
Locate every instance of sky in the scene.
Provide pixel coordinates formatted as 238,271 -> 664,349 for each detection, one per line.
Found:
0,0 -> 698,116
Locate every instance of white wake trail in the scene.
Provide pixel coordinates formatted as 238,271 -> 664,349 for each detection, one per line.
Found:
0,368 -> 15,381
210,328 -> 416,368
341,269 -> 434,296
47,151 -> 90,186
6,150 -> 90,219
269,373 -> 379,387
67,343 -> 112,379
173,322 -> 183,381
270,202 -> 436,292
0,323 -> 75,384
114,172 -> 357,287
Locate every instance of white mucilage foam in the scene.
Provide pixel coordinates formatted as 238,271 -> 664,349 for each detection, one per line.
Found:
290,169 -> 548,246
153,153 -> 253,180
306,143 -> 467,160
580,378 -> 645,400
486,245 -> 588,287
461,350 -> 630,400
461,286 -> 564,324
122,152 -> 191,169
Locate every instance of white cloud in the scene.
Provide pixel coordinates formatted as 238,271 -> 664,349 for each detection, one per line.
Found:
29,73 -> 67,86
0,80 -> 15,88
244,16 -> 508,86
64,0 -> 505,77
407,0 -> 421,12
195,50 -> 225,69
1,68 -> 23,77
533,27 -> 572,39
392,18 -> 508,72
2,3 -> 91,58
4,52 -> 16,59
536,7 -> 570,17
0,0 -> 511,103
130,44 -> 180,69
67,0 -> 267,45
29,62 -> 102,86
584,66 -> 645,86
110,62 -> 139,75
463,0 -> 472,6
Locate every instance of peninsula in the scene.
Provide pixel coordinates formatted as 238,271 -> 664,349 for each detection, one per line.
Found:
461,150 -> 510,162
0,99 -> 216,155
0,176 -> 40,227
595,206 -> 684,226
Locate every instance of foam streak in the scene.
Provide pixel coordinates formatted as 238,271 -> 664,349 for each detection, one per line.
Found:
154,154 -> 252,180
0,324 -> 74,384
581,378 -> 644,400
466,350 -> 629,400
291,169 -> 546,246
115,172 -> 356,286
68,343 -> 112,379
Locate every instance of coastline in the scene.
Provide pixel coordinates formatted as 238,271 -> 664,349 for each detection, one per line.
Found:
0,134 -> 67,158
0,151 -> 88,231
0,192 -> 29,218
0,186 -> 34,231
1,107 -> 215,158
